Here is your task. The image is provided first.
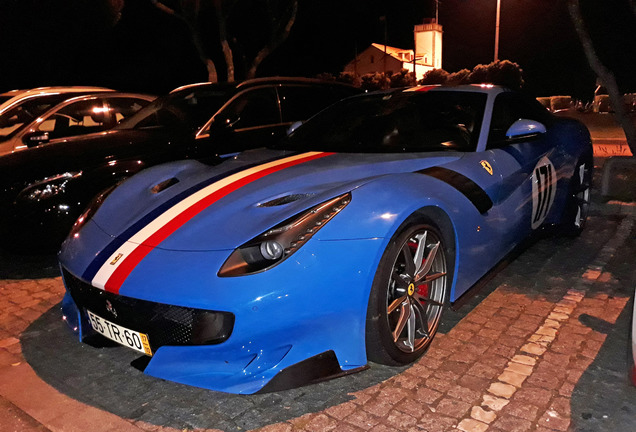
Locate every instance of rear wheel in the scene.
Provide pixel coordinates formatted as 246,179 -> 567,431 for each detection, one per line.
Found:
366,222 -> 449,365
561,156 -> 592,236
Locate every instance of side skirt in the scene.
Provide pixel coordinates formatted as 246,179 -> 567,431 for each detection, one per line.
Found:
450,231 -> 547,311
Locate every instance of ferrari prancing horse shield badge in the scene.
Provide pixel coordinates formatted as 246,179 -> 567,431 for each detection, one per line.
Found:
480,160 -> 493,175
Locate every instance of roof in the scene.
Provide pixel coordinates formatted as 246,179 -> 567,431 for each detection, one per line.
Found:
0,86 -> 114,114
365,44 -> 429,67
370,43 -> 412,57
404,84 -> 508,95
170,77 -> 358,95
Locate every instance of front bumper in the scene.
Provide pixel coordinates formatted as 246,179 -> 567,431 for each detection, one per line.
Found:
60,236 -> 385,394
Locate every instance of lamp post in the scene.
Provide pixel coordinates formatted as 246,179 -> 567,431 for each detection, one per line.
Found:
494,0 -> 501,62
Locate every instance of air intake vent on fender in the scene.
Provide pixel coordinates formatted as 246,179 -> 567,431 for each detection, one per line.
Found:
258,193 -> 316,207
151,177 -> 180,194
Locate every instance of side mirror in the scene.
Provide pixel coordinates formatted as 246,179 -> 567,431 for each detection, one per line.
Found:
287,120 -> 303,135
505,119 -> 546,139
23,131 -> 50,147
220,115 -> 241,129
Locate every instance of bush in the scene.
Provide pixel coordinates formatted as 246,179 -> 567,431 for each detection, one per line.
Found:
360,72 -> 391,91
468,60 -> 524,90
322,58 -> 524,90
419,68 -> 449,85
390,69 -> 417,88
447,69 -> 471,85
336,71 -> 361,87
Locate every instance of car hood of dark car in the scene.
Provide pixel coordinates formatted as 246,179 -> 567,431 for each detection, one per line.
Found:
0,128 -> 177,186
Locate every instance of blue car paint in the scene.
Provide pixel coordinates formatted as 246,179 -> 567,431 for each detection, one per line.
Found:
58,85 -> 592,394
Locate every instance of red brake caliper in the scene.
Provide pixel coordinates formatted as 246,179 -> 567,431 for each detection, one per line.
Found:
417,254 -> 429,299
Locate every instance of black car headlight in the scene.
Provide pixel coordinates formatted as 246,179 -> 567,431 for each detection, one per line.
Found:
17,172 -> 82,202
218,192 -> 351,277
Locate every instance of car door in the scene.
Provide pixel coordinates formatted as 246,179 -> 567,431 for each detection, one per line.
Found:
485,92 -> 564,247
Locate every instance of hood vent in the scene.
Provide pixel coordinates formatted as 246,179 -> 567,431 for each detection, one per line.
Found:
151,177 -> 180,194
258,193 -> 315,207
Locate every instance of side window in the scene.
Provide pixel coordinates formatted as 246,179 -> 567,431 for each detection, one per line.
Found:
0,95 -> 70,138
36,100 -> 114,138
218,87 -> 279,129
278,86 -> 343,123
106,98 -> 151,123
488,93 -> 552,146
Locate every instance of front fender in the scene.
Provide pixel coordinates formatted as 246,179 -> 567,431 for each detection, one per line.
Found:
318,172 -> 503,301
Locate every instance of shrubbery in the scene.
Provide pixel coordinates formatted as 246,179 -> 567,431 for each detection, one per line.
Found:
322,60 -> 524,91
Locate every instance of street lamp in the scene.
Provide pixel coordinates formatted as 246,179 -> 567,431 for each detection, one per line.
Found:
494,0 -> 501,62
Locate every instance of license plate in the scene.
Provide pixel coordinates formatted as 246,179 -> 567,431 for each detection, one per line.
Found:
86,310 -> 152,356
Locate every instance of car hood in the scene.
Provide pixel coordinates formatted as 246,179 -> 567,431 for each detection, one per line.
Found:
88,149 -> 463,251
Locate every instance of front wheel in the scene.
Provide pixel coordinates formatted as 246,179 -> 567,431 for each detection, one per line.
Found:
366,222 -> 449,365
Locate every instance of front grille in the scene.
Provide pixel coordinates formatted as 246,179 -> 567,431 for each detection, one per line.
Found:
62,268 -> 234,352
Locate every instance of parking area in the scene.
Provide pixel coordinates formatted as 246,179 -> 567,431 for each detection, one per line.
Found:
0,168 -> 635,432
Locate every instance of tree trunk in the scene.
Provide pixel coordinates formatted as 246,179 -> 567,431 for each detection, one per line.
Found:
214,0 -> 235,82
568,0 -> 636,156
152,0 -> 218,83
246,1 -> 298,79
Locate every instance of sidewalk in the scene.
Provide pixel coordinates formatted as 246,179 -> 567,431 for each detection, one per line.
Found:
0,173 -> 634,432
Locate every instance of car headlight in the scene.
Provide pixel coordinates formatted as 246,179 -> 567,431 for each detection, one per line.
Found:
17,172 -> 82,202
218,192 -> 351,277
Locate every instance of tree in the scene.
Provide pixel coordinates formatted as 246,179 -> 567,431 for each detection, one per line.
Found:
336,72 -> 361,87
390,69 -> 417,88
419,68 -> 449,85
568,0 -> 636,155
447,69 -> 470,86
244,0 -> 298,79
488,60 -> 524,90
150,0 -> 219,82
153,0 -> 298,82
361,72 -> 390,91
468,60 -> 524,90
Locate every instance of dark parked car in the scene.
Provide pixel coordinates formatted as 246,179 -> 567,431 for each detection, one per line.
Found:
0,92 -> 155,156
0,87 -> 114,146
0,78 -> 360,251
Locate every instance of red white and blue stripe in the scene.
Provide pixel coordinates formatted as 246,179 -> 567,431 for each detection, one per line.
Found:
84,152 -> 334,294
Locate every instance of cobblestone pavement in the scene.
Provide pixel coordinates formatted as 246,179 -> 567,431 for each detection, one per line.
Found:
0,198 -> 635,431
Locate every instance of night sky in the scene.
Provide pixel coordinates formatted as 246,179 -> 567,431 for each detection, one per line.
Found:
1,0 -> 635,101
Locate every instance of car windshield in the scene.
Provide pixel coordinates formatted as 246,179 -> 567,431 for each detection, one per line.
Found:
116,85 -> 236,132
0,94 -> 81,142
277,90 -> 487,153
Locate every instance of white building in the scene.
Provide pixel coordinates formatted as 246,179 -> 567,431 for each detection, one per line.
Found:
344,19 -> 443,81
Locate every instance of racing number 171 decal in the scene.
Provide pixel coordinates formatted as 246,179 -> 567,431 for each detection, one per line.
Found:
531,156 -> 556,229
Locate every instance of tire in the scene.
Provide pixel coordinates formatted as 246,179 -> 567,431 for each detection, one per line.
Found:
366,221 -> 450,365
561,155 -> 593,236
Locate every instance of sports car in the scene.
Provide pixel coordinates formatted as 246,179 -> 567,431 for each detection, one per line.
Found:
59,84 -> 593,394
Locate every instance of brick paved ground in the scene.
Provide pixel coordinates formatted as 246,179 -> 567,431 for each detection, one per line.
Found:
0,202 -> 634,431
